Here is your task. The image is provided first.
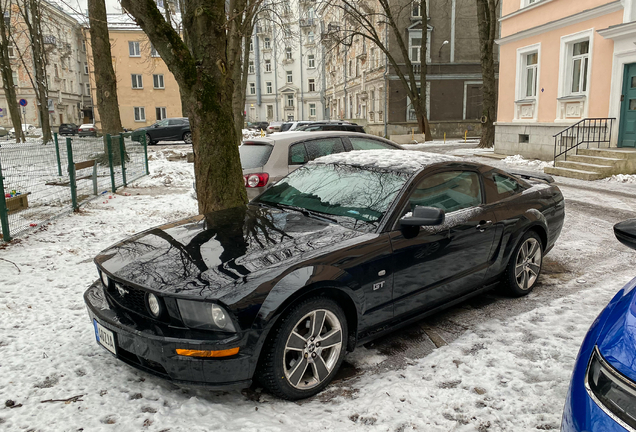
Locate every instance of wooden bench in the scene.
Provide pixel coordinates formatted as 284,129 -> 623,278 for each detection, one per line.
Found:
46,160 -> 98,195
5,192 -> 31,214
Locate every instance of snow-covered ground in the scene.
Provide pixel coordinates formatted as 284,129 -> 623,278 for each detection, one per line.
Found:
1,145 -> 636,431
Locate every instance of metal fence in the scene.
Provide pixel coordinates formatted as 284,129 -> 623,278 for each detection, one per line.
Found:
0,133 -> 148,242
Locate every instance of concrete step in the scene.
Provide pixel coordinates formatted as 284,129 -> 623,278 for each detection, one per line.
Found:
578,148 -> 636,159
566,154 -> 623,166
555,160 -> 615,174
544,166 -> 606,181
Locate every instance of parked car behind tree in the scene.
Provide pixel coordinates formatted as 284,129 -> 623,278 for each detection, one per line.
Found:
132,118 -> 191,145
59,123 -> 79,136
78,124 -> 97,137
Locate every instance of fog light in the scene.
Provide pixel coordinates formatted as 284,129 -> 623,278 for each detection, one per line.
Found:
147,293 -> 161,317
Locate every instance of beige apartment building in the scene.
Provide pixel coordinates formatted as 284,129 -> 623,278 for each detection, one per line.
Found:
85,15 -> 182,131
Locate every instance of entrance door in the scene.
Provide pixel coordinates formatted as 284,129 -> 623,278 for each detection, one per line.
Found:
619,63 -> 636,148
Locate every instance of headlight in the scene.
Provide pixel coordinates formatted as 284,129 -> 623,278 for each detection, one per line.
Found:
99,271 -> 109,288
146,293 -> 162,317
176,299 -> 236,332
587,347 -> 636,429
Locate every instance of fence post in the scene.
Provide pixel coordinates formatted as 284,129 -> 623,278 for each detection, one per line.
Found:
119,134 -> 127,187
0,158 -> 11,242
142,133 -> 149,175
105,134 -> 116,193
66,137 -> 78,211
53,133 -> 62,176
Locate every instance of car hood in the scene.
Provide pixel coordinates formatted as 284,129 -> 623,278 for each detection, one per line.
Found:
95,205 -> 364,299
596,276 -> 636,381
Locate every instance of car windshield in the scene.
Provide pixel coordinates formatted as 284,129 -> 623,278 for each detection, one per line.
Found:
255,164 -> 408,231
239,143 -> 274,169
280,123 -> 293,132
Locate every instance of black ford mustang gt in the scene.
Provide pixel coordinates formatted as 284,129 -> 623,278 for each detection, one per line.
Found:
85,150 -> 565,400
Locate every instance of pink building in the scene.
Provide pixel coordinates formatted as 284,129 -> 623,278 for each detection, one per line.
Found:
495,0 -> 636,161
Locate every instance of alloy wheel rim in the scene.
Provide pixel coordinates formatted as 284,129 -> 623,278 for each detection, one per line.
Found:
515,238 -> 542,290
283,309 -> 343,390
146,134 -> 151,144
184,133 -> 192,144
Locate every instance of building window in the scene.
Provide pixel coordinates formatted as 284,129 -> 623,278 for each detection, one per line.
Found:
264,38 -> 271,49
82,40 -> 86,52
569,41 -> 589,94
267,104 -> 273,119
249,40 -> 253,51
348,60 -> 352,76
249,61 -> 254,74
85,83 -> 90,95
522,0 -> 539,7
134,106 -> 146,121
309,103 -> 316,117
151,44 -> 160,57
308,78 -> 315,92
409,32 -> 422,63
12,71 -> 18,86
308,54 -> 315,68
7,44 -> 14,58
83,62 -> 88,74
156,107 -> 166,120
287,70 -> 293,83
249,82 -> 256,95
285,46 -> 292,60
287,94 -> 294,107
308,32 -> 315,44
266,81 -> 272,94
128,41 -> 141,57
153,74 -> 164,89
523,52 -> 538,98
265,59 -> 271,72
412,1 -> 421,18
131,74 -> 143,89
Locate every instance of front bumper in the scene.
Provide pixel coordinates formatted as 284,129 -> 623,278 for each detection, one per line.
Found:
84,280 -> 253,389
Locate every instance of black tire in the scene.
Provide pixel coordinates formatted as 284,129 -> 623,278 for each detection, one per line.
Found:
503,231 -> 543,297
256,296 -> 348,400
183,132 -> 192,144
145,133 -> 155,146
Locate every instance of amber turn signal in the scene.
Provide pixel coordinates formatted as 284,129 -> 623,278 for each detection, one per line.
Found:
175,347 -> 239,358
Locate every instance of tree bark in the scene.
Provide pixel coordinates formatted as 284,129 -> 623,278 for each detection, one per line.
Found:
476,0 -> 498,148
232,33 -> 251,141
88,0 -> 123,135
0,0 -> 25,143
120,0 -> 247,214
418,0 -> 432,141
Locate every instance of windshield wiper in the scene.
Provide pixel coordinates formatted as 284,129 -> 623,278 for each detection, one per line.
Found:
272,203 -> 339,224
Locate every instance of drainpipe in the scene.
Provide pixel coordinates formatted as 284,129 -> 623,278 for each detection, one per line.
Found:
254,35 -> 262,108
383,18 -> 388,137
344,41 -> 348,119
321,20 -> 328,120
273,25 -> 279,121
299,5 -> 305,120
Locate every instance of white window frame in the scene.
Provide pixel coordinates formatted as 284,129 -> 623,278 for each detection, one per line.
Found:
308,54 -> 315,69
83,62 -> 89,74
85,83 -> 90,95
558,29 -> 594,98
155,107 -> 167,120
265,59 -> 271,72
309,103 -> 316,117
287,70 -> 293,83
516,43 -> 541,101
285,46 -> 292,60
134,106 -> 146,122
12,71 -> 18,86
153,74 -> 165,89
521,0 -> 541,8
308,78 -> 315,92
408,29 -> 432,64
249,61 -> 254,74
287,94 -> 294,107
151,45 -> 160,58
264,38 -> 271,49
249,82 -> 256,95
7,44 -> 14,58
308,32 -> 315,44
128,41 -> 141,57
131,74 -> 143,89
412,1 -> 421,18
266,81 -> 272,94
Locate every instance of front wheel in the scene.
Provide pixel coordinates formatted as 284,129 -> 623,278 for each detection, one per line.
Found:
503,231 -> 543,297
145,133 -> 154,146
183,132 -> 192,144
257,297 -> 347,400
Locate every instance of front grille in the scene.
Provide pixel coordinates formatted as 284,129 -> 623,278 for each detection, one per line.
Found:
106,282 -> 148,316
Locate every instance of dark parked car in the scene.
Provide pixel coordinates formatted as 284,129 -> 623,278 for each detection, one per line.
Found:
85,150 -> 564,400
296,122 -> 366,133
59,123 -> 78,136
132,118 -> 191,145
561,220 -> 636,432
247,121 -> 269,131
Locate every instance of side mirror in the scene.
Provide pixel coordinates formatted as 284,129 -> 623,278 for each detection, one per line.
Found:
615,219 -> 636,251
400,206 -> 445,227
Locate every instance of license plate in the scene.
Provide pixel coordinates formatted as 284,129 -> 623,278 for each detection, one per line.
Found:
93,320 -> 117,355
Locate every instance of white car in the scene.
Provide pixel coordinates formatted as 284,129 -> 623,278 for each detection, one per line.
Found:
9,124 -> 36,137
78,123 -> 97,137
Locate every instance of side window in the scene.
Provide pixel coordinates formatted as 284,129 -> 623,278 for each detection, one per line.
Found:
492,173 -> 523,197
168,119 -> 180,125
305,138 -> 345,160
289,143 -> 308,164
408,171 -> 482,213
349,137 -> 395,150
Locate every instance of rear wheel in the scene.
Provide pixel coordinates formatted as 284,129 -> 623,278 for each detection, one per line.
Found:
257,297 -> 347,400
145,133 -> 154,146
503,231 -> 543,297
183,132 -> 192,144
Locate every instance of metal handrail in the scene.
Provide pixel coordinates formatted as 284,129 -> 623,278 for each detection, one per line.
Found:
553,118 -> 615,163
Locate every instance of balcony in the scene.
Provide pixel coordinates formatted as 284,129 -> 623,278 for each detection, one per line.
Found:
255,25 -> 271,35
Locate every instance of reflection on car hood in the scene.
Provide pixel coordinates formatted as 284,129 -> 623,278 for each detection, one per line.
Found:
95,205 -> 364,299
596,277 -> 636,382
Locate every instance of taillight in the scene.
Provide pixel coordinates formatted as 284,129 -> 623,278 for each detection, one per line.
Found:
244,173 -> 269,188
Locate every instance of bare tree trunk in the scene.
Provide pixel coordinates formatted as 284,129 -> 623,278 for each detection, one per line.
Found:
121,0 -> 247,214
418,0 -> 432,141
476,0 -> 498,148
0,0 -> 25,143
232,33 -> 251,142
21,0 -> 52,144
88,0 -> 123,135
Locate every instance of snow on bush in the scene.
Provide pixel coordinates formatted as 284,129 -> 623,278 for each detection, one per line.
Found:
132,150 -> 194,188
502,155 -> 554,170
604,174 -> 636,183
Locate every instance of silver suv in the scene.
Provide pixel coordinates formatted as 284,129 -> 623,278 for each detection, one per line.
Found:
240,131 -> 403,199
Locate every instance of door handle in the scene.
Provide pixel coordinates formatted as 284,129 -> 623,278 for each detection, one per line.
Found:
476,220 -> 493,232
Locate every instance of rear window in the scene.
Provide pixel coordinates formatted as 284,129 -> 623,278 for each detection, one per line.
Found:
280,123 -> 293,132
239,143 -> 274,169
349,137 -> 396,150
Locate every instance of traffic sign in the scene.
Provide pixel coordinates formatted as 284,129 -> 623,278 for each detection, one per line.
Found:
19,99 -> 27,107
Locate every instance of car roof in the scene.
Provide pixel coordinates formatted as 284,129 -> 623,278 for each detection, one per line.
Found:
243,131 -> 401,148
311,149 -> 460,174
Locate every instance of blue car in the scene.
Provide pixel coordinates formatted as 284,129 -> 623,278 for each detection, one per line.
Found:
562,219 -> 636,431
